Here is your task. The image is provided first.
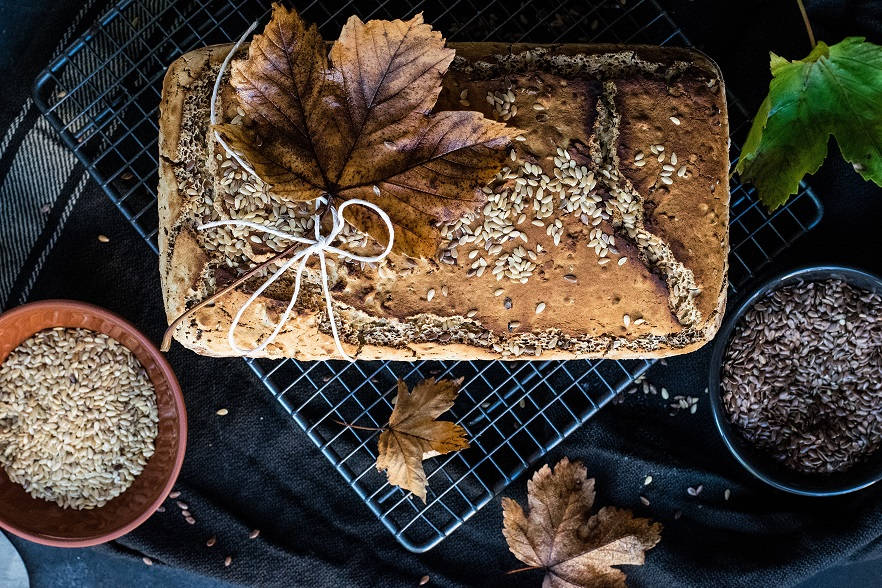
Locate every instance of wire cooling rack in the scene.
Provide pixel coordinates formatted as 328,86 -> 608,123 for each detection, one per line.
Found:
34,0 -> 823,552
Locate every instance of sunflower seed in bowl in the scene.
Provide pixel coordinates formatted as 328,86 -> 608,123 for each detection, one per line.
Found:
0,327 -> 159,509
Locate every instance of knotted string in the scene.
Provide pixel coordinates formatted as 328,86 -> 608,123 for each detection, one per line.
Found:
204,21 -> 395,360
200,198 -> 394,360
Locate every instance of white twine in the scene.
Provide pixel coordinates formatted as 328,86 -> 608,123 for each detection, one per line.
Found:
206,21 -> 396,360
199,198 -> 394,360
211,21 -> 260,177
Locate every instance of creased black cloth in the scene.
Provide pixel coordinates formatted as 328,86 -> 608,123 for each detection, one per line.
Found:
2,1 -> 882,586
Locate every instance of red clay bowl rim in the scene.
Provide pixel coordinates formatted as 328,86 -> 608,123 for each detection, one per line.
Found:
0,299 -> 187,547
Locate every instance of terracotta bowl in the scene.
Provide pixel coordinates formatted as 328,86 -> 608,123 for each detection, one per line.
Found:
0,300 -> 186,546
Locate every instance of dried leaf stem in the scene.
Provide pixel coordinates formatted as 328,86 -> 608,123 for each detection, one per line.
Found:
505,566 -> 541,575
333,419 -> 384,432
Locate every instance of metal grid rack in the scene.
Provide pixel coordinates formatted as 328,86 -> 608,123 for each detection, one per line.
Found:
34,0 -> 823,552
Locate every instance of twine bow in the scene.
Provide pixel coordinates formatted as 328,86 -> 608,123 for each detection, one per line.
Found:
199,199 -> 393,360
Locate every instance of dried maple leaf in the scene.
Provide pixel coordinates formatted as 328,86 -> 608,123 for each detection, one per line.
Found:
376,378 -> 469,502
217,4 -> 518,257
502,458 -> 661,588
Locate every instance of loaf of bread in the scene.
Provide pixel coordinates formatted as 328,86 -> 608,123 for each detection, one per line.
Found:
158,42 -> 729,360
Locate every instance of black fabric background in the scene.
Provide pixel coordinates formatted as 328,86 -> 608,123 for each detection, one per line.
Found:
3,1 -> 882,586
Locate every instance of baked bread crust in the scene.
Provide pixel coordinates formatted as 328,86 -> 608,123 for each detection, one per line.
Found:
159,43 -> 729,360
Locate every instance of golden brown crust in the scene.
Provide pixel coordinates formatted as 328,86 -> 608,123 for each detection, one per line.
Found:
159,45 -> 231,322
158,47 -> 220,319
158,43 -> 729,360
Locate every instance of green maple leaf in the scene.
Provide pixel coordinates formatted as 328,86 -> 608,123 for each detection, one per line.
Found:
736,37 -> 882,209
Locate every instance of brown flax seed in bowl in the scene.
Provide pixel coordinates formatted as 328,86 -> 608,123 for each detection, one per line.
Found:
0,327 -> 159,509
721,279 -> 882,474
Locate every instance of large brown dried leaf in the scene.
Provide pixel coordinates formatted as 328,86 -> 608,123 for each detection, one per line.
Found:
502,458 -> 661,588
376,378 -> 469,502
222,4 -> 341,199
217,4 -> 517,257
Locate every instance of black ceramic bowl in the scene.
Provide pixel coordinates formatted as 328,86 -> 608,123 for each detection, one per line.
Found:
708,265 -> 882,496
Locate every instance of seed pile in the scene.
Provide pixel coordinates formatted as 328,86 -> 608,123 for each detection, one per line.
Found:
183,107 -> 312,270
721,280 -> 882,474
634,143 -> 691,189
439,139 -> 627,280
0,328 -> 158,509
486,88 -> 517,120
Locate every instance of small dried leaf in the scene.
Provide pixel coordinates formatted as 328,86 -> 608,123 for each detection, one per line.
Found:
218,4 -> 518,257
502,458 -> 661,587
376,378 -> 469,502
